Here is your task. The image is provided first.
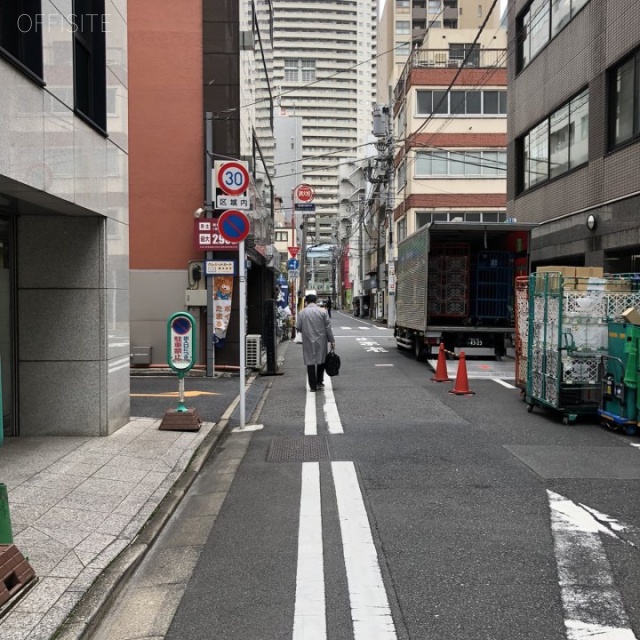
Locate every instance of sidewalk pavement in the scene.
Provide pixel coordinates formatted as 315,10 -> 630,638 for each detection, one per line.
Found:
0,370 -> 269,640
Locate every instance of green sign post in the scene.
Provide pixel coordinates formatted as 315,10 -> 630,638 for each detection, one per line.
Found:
0,356 -> 13,543
166,312 -> 196,413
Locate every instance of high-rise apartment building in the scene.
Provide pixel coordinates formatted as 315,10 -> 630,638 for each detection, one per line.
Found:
272,0 -> 378,245
507,0 -> 640,273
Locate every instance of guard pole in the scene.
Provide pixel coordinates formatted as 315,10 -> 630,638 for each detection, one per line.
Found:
239,239 -> 246,428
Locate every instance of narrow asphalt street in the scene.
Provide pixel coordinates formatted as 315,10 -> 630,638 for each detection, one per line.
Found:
91,310 -> 640,640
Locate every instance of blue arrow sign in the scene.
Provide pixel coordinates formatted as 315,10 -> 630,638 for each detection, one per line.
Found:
287,258 -> 299,270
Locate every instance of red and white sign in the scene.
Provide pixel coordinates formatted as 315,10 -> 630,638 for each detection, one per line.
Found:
217,209 -> 250,244
295,183 -> 314,203
194,219 -> 238,251
217,161 -> 250,196
288,246 -> 300,258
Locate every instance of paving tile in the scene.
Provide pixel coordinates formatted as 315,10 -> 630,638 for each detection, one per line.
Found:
67,567 -> 101,592
47,461 -> 105,478
75,532 -> 116,555
22,471 -> 86,493
105,455 -> 158,472
0,611 -> 43,640
87,538 -> 130,570
11,577 -> 73,614
57,492 -> 125,514
73,477 -> 138,499
8,485 -> 69,509
49,552 -> 85,579
13,527 -> 71,573
96,513 -> 133,536
32,525 -> 91,549
35,506 -> 108,531
93,465 -> 150,483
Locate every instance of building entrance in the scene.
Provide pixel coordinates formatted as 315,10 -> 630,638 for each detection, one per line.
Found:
0,216 -> 15,436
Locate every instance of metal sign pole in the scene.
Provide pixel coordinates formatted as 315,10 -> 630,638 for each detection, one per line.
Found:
205,112 -> 215,378
239,239 -> 246,428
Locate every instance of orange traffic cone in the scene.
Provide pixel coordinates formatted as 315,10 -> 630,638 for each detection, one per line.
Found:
431,342 -> 450,382
449,351 -> 475,395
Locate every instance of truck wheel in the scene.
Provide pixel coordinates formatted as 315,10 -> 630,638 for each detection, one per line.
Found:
414,338 -> 428,362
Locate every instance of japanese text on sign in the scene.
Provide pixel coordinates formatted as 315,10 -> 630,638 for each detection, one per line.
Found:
195,220 -> 238,251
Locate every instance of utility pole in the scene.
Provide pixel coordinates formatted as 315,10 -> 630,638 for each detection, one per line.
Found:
299,215 -> 307,309
205,112 -> 215,377
359,196 -> 364,316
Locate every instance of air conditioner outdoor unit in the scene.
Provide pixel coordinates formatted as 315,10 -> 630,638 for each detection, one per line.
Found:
246,335 -> 263,369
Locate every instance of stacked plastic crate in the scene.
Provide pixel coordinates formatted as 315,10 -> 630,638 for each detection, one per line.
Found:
473,251 -> 514,320
428,244 -> 470,317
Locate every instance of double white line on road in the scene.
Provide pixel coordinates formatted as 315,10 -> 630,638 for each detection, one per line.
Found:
294,461 -> 397,640
305,377 -> 343,435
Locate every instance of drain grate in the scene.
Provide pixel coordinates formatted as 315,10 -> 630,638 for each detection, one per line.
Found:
267,436 -> 330,462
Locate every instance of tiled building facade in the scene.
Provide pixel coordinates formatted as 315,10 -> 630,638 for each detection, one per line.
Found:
507,0 -> 640,272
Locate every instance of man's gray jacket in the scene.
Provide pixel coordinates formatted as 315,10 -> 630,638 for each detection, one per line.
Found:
295,303 -> 334,365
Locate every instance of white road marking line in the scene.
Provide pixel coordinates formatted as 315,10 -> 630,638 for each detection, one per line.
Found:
375,364 -> 394,367
340,327 -> 353,330
305,386 -> 317,435
332,462 -> 397,640
293,462 -> 326,640
548,490 -> 638,640
322,377 -> 343,434
493,379 -> 516,389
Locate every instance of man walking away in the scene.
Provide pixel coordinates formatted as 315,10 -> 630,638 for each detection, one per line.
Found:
326,296 -> 332,318
296,294 -> 335,391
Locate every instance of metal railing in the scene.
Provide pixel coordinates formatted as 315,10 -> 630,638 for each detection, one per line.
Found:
394,48 -> 506,102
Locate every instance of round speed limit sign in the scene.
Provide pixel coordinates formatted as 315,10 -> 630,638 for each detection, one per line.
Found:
217,161 -> 250,196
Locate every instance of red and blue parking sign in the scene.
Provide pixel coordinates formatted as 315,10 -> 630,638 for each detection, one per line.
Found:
217,209 -> 250,243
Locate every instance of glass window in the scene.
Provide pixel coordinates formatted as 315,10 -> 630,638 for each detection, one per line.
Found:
466,91 -> 481,114
396,21 -> 410,35
549,104 -> 570,178
499,91 -> 507,114
484,91 -> 499,114
529,0 -> 550,59
450,91 -> 465,115
431,152 -> 448,175
416,213 -> 432,228
529,120 -> 549,187
432,212 -> 448,221
284,58 -> 298,82
396,42 -> 410,56
613,58 -> 635,145
415,153 -> 431,176
569,91 -> 589,167
397,218 -> 407,242
449,152 -> 466,175
396,0 -> 410,7
417,90 -> 432,114
551,0 -> 571,36
73,0 -> 107,131
483,212 -> 499,222
520,10 -> 531,69
466,212 -> 482,221
301,60 -> 316,82
433,90 -> 448,114
573,0 -> 589,14
0,0 -> 43,79
481,151 -> 500,176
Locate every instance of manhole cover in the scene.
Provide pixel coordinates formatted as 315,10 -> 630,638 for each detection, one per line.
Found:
267,436 -> 330,462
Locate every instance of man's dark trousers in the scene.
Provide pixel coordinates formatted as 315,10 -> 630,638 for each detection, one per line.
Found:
307,364 -> 326,390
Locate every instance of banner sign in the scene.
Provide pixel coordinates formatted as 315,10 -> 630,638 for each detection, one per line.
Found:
213,275 -> 234,346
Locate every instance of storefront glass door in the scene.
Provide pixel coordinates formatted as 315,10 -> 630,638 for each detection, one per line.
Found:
0,216 -> 14,436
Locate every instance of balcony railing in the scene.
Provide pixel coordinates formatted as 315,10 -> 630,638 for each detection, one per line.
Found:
394,48 -> 506,101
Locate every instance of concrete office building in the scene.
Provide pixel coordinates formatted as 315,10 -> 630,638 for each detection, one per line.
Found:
0,3 -> 129,437
272,0 -> 378,246
507,0 -> 640,271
